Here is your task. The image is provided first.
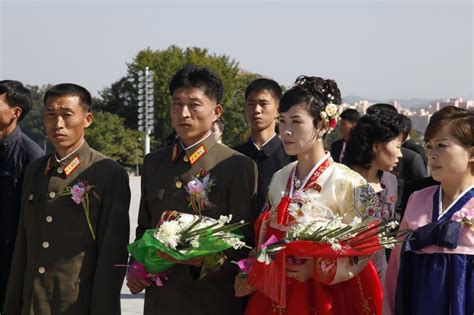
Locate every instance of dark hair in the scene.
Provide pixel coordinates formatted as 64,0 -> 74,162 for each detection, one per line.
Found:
245,78 -> 282,102
0,80 -> 32,121
424,106 -> 474,147
279,76 -> 342,128
169,64 -> 223,103
399,114 -> 412,139
366,103 -> 397,116
340,108 -> 360,123
44,83 -> 92,112
344,107 -> 406,169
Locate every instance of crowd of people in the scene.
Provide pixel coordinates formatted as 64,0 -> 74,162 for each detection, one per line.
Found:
0,64 -> 472,315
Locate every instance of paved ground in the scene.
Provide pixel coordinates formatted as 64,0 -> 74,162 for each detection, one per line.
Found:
121,176 -> 144,315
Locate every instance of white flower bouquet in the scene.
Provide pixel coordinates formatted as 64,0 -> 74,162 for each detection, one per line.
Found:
128,210 -> 249,277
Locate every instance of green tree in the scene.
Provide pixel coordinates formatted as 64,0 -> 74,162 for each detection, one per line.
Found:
20,84 -> 51,150
96,45 -> 263,148
85,111 -> 143,168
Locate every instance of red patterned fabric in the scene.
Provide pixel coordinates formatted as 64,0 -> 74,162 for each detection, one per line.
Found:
248,207 -> 383,314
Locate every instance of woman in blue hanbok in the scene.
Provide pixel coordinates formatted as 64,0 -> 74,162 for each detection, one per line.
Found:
383,106 -> 474,315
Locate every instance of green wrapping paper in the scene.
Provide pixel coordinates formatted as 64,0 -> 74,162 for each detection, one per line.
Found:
128,228 -> 244,274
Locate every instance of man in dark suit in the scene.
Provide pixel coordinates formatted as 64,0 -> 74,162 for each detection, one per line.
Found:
127,65 -> 258,315
0,81 -> 44,313
4,83 -> 130,314
400,114 -> 427,167
234,78 -> 292,216
330,108 -> 360,164
393,147 -> 427,213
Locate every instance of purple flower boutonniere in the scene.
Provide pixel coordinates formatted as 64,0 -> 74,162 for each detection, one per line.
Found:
185,169 -> 216,215
59,180 -> 100,240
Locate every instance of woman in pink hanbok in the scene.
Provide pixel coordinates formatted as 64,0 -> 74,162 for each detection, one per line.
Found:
383,106 -> 474,315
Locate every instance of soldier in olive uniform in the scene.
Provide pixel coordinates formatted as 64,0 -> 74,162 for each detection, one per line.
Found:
4,84 -> 130,315
126,65 -> 258,315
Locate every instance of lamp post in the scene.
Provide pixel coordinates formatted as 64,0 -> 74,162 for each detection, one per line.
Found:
137,67 -> 155,155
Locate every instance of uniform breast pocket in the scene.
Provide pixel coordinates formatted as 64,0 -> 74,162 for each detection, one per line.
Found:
22,192 -> 41,228
146,188 -> 166,212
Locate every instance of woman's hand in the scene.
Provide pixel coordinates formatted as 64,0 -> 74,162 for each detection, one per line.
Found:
286,257 -> 314,283
234,273 -> 256,297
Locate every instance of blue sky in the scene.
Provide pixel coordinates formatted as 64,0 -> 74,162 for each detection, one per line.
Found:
1,0 -> 472,100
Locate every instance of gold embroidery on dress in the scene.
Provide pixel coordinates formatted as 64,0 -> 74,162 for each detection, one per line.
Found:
271,302 -> 285,315
356,274 -> 376,315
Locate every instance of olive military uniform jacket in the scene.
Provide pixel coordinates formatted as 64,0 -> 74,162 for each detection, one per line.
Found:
4,142 -> 130,315
136,134 -> 257,315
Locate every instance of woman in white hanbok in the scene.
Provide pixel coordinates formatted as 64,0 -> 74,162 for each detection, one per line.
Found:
235,76 -> 383,315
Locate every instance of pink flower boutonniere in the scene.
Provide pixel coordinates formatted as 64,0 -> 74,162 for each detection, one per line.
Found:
185,169 -> 216,215
452,208 -> 474,232
59,180 -> 100,239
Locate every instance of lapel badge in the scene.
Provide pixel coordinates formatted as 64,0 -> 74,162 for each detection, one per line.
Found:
175,181 -> 183,189
64,156 -> 80,176
189,145 -> 206,165
28,194 -> 34,201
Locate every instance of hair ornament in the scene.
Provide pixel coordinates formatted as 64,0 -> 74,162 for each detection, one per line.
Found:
320,103 -> 340,131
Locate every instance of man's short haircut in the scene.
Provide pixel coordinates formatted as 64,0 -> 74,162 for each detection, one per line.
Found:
0,80 -> 33,121
244,78 -> 282,102
169,64 -> 224,103
43,83 -> 92,112
339,108 -> 360,124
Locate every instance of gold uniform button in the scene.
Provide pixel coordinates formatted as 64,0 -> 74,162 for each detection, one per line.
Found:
48,192 -> 56,199
57,167 -> 64,174
175,181 -> 182,189
46,216 -> 53,223
42,241 -> 50,248
183,156 -> 189,162
38,267 -> 46,274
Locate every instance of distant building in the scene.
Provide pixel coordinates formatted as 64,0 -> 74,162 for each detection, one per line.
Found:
428,98 -> 474,113
407,109 -> 431,135
354,100 -> 372,114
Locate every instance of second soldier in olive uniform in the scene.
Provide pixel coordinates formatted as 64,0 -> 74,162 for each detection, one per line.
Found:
4,84 -> 130,315
127,65 -> 258,315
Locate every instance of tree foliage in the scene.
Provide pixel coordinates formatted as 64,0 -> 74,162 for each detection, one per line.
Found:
85,111 -> 143,167
19,84 -> 52,151
95,45 -> 263,148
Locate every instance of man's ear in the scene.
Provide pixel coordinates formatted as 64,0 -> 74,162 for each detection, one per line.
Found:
213,104 -> 222,122
12,107 -> 22,120
84,112 -> 93,128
